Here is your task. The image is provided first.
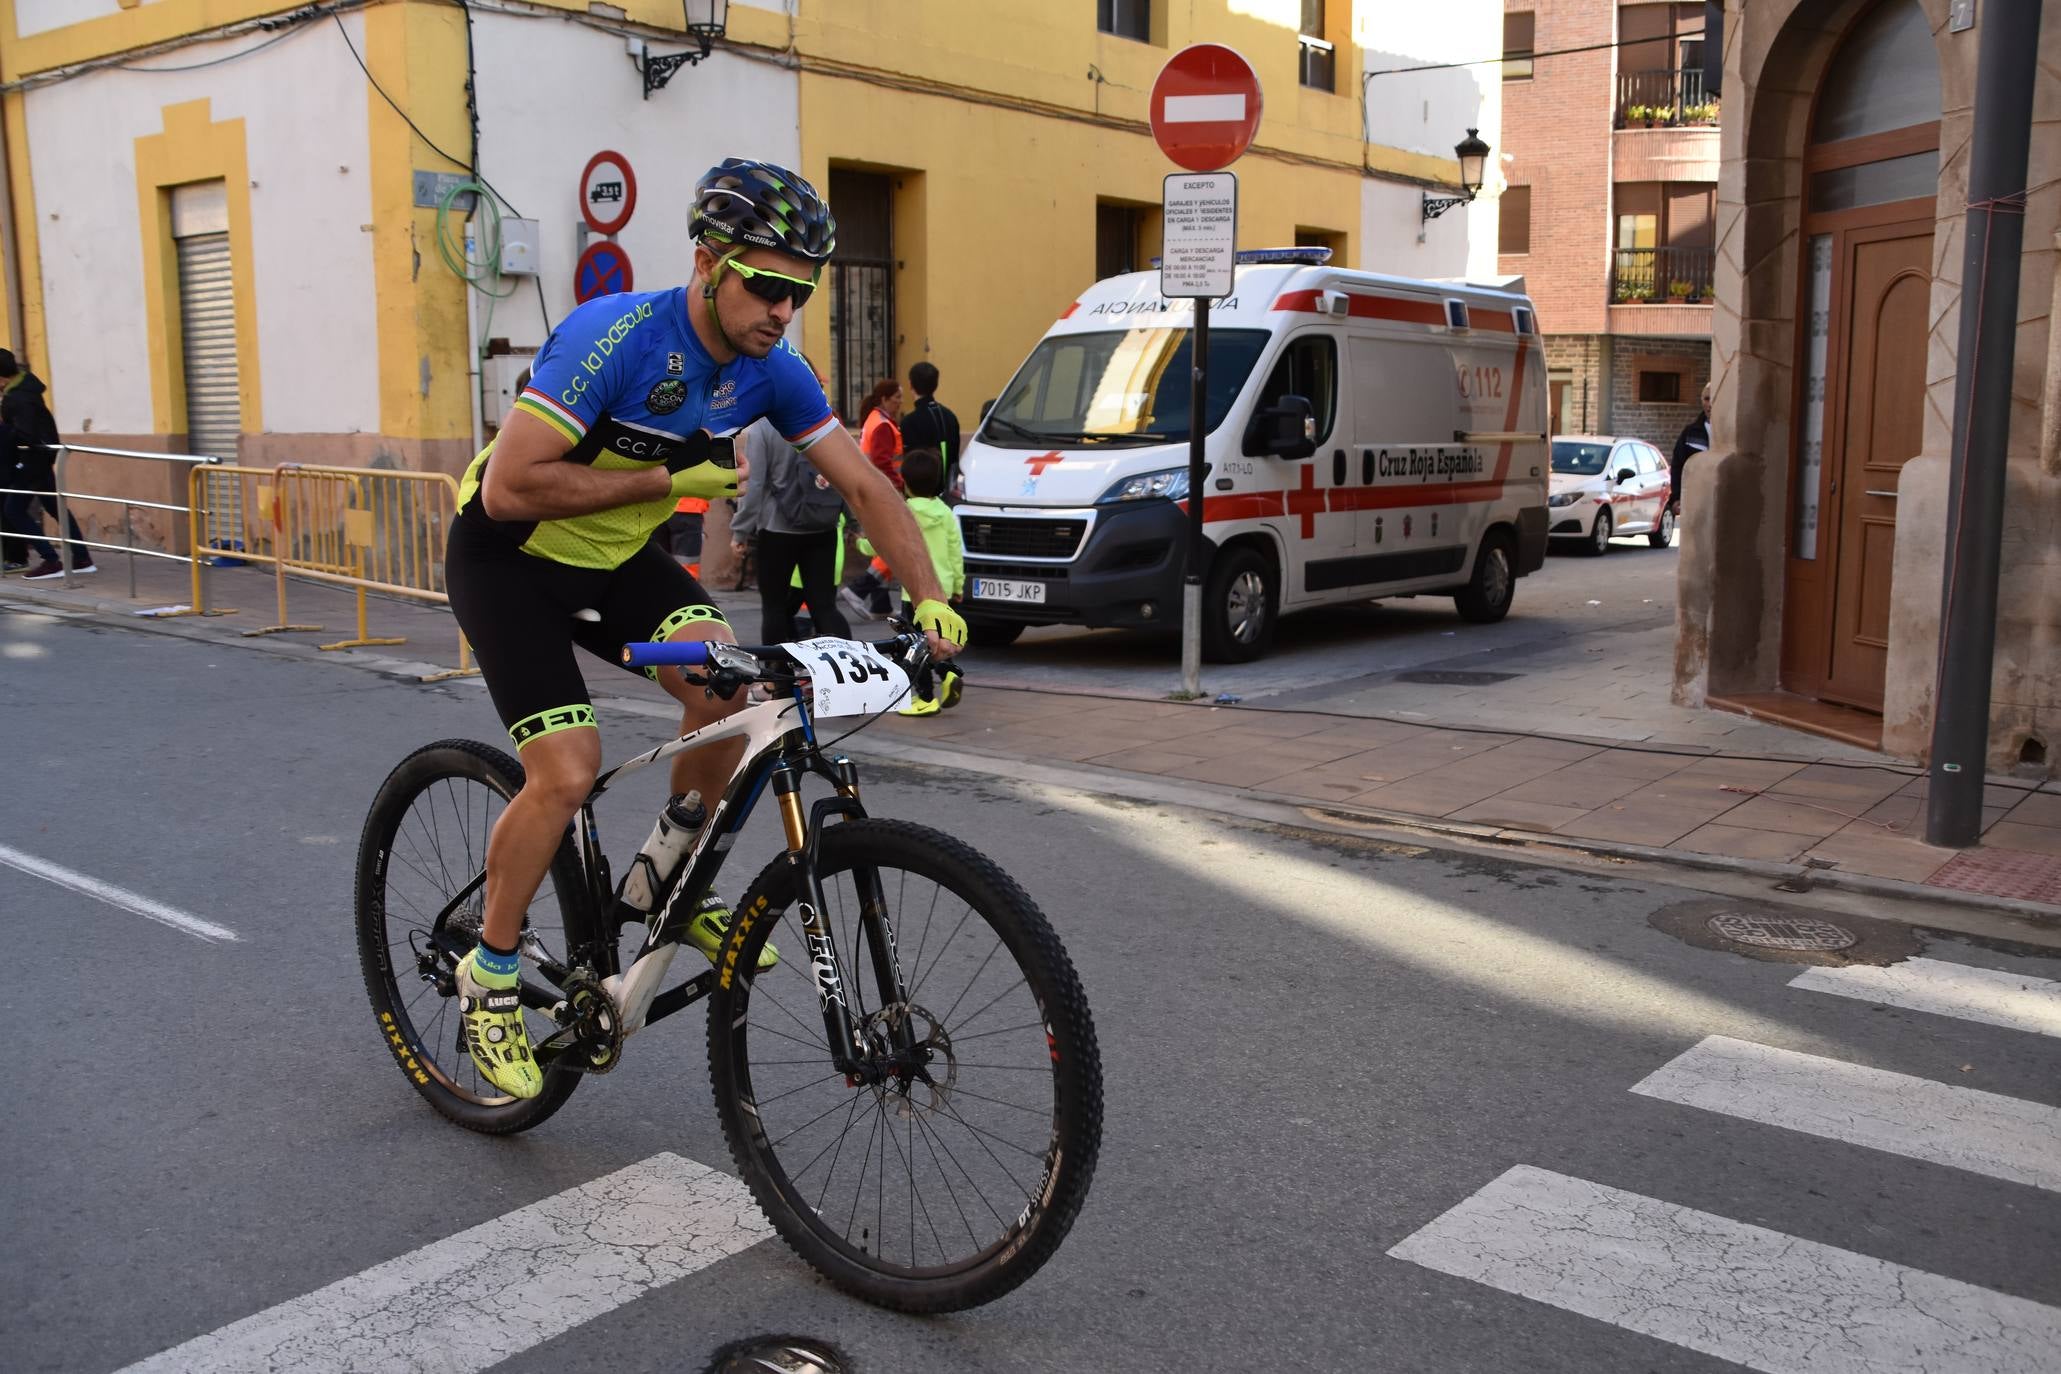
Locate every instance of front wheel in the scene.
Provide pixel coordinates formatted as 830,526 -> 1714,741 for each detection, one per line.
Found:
354,740 -> 586,1134
1202,544 -> 1278,662
1585,506 -> 1614,556
709,819 -> 1102,1313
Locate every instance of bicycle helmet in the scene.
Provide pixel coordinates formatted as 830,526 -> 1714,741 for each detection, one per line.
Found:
689,158 -> 837,263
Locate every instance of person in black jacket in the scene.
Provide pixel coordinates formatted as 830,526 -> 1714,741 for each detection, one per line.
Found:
899,361 -> 963,501
0,349 -> 92,578
1669,381 -> 1713,518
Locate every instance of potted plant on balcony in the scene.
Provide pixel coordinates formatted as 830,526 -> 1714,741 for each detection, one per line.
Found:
1687,101 -> 1720,126
1617,284 -> 1654,304
1625,103 -> 1651,128
1668,279 -> 1695,302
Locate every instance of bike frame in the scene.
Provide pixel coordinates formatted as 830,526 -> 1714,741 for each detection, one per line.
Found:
428,681 -> 910,1078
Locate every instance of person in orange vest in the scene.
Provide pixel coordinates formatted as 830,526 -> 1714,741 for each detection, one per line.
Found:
663,495 -> 709,578
841,378 -> 903,617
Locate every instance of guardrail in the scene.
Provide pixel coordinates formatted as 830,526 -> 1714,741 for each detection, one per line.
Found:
0,443 -> 221,598
187,463 -> 474,680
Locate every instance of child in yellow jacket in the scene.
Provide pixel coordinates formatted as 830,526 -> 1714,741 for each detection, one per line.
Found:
859,448 -> 964,715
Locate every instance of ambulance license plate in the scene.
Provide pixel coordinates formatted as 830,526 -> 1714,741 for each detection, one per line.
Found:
971,577 -> 1047,604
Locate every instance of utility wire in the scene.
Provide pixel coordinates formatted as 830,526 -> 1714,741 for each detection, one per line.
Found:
1364,29 -> 1707,82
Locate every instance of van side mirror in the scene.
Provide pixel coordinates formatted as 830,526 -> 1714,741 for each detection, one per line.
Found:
1615,468 -> 1636,485
1243,394 -> 1317,459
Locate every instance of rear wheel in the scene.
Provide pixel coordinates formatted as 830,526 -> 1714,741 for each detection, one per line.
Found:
1202,544 -> 1277,662
1454,531 -> 1517,624
355,739 -> 586,1134
1585,506 -> 1614,556
709,819 -> 1102,1313
964,617 -> 1025,648
1648,505 -> 1676,548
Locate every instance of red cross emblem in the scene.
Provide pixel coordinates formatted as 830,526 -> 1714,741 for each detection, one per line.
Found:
1284,463 -> 1327,538
1024,452 -> 1064,477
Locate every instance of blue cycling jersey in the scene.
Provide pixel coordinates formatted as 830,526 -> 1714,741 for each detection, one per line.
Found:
457,286 -> 837,568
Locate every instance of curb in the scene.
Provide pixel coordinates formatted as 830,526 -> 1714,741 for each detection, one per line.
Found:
11,580 -> 2059,934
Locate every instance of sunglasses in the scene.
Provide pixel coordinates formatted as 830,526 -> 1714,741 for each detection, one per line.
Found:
721,257 -> 819,308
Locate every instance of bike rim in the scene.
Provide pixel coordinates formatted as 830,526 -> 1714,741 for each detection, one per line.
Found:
370,771 -> 569,1106
729,862 -> 1068,1279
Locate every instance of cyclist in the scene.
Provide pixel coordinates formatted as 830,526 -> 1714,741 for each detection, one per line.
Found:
443,159 -> 964,1099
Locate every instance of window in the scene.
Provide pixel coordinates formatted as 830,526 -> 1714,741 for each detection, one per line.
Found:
1499,185 -> 1531,255
1503,12 -> 1534,80
1632,445 -> 1660,475
1638,370 -> 1683,403
1096,202 -> 1146,280
1258,334 -> 1339,444
1294,225 -> 1346,263
1098,0 -> 1150,43
989,328 -> 1272,443
1298,0 -> 1335,92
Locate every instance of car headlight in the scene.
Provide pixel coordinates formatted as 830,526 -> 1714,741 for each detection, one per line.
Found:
1548,491 -> 1583,508
1098,467 -> 1190,504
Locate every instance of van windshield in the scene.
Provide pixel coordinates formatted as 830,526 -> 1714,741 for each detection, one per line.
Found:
1551,441 -> 1612,476
981,328 -> 1271,448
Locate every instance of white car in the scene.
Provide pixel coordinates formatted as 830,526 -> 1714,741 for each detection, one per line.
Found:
1547,435 -> 1675,554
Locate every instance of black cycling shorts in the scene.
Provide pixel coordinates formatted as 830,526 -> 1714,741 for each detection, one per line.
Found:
446,510 -> 728,748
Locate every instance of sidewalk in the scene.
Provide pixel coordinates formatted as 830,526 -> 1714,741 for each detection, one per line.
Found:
8,556 -> 2059,916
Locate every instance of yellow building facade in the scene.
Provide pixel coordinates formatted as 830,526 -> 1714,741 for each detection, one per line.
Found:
0,0 -> 1499,484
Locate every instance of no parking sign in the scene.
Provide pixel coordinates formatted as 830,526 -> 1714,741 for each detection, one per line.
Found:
574,240 -> 634,303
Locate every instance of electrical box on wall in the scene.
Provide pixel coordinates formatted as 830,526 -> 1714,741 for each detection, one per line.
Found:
481,351 -> 539,430
499,218 -> 541,275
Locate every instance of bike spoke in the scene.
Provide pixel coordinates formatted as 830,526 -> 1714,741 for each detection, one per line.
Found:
935,940 -> 1009,1029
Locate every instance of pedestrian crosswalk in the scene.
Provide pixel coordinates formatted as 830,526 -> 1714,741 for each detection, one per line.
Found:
1389,955 -> 2061,1373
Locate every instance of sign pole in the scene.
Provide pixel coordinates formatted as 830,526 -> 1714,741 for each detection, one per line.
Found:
1181,297 -> 1209,698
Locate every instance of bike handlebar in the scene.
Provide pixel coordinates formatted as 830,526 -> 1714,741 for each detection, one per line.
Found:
621,633 -> 930,673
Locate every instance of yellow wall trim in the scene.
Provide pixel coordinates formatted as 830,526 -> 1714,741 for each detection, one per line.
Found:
133,97 -> 263,438
0,88 -> 44,363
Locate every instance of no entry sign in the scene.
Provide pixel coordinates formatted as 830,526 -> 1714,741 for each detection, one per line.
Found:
574,240 -> 634,303
1149,44 -> 1263,172
579,150 -> 637,235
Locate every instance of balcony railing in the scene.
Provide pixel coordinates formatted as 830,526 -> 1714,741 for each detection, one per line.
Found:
1611,245 -> 1715,303
1615,68 -> 1718,127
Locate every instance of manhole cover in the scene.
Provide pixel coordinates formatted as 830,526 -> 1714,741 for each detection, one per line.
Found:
1395,670 -> 1521,685
1707,912 -> 1857,951
707,1337 -> 849,1374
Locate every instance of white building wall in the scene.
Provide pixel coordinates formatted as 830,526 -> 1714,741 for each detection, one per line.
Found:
1355,1 -> 1503,281
467,8 -> 802,357
21,15 -> 376,436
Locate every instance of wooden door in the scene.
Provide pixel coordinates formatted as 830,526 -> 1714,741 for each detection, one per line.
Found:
1781,214 -> 1930,710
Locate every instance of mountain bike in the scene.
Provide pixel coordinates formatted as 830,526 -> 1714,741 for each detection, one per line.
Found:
353,631 -> 1102,1313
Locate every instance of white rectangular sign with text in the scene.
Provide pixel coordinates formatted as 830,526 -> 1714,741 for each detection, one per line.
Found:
1160,172 -> 1237,299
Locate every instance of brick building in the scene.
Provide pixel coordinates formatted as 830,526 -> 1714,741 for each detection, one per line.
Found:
1497,1 -> 1717,451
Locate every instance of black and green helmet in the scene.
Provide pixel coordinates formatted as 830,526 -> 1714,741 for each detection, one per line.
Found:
689,158 -> 837,264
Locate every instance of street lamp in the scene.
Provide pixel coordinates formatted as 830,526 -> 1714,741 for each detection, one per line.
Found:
635,0 -> 729,100
1421,128 -> 1491,221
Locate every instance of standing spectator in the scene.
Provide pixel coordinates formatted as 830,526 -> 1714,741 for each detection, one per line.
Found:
1669,382 -> 1712,518
730,416 -> 851,644
899,361 -> 963,500
0,349 -> 93,579
857,377 -> 903,489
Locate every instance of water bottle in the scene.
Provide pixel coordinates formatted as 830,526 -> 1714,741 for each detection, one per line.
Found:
619,791 -> 706,913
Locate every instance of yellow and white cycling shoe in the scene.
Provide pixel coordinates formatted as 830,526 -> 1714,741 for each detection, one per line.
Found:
685,892 -> 780,971
453,948 -> 544,1100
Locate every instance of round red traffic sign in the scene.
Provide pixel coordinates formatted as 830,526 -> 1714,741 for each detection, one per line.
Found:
579,150 -> 637,235
1149,44 -> 1263,172
574,240 -> 634,303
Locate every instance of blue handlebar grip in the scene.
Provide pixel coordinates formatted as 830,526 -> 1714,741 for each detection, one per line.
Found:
620,640 -> 713,669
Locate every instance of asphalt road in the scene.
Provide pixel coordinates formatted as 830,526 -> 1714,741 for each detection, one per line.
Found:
4,607 -> 2058,1374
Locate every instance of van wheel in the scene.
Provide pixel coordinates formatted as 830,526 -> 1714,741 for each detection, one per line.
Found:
965,617 -> 1025,648
1584,507 -> 1613,556
1454,532 -> 1517,624
1203,546 -> 1277,663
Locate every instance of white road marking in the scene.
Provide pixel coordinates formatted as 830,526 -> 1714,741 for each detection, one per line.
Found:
1163,93 -> 1246,122
1793,958 -> 2061,1038
115,1152 -> 773,1374
1389,1165 -> 2061,1374
0,841 -> 238,943
1632,1036 -> 2061,1193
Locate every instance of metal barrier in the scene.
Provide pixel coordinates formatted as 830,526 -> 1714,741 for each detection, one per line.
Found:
201,463 -> 474,680
0,443 -> 221,599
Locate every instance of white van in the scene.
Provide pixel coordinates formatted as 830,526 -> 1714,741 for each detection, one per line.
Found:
954,249 -> 1549,661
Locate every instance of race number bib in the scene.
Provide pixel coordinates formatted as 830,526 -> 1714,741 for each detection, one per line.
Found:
780,637 -> 910,718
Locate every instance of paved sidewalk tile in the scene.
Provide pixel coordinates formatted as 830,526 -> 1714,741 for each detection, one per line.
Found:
1674,823 -> 1818,864
1708,795 -> 1858,842
1083,745 -> 1213,775
1352,774 -> 1512,818
2002,791 -> 2061,828
1448,797 -> 1596,831
1980,822 -> 2061,858
1802,825 -> 1957,884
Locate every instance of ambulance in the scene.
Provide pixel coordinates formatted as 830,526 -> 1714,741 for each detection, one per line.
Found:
954,248 -> 1550,661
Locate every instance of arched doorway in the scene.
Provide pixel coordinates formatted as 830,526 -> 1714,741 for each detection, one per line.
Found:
1778,0 -> 1940,714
